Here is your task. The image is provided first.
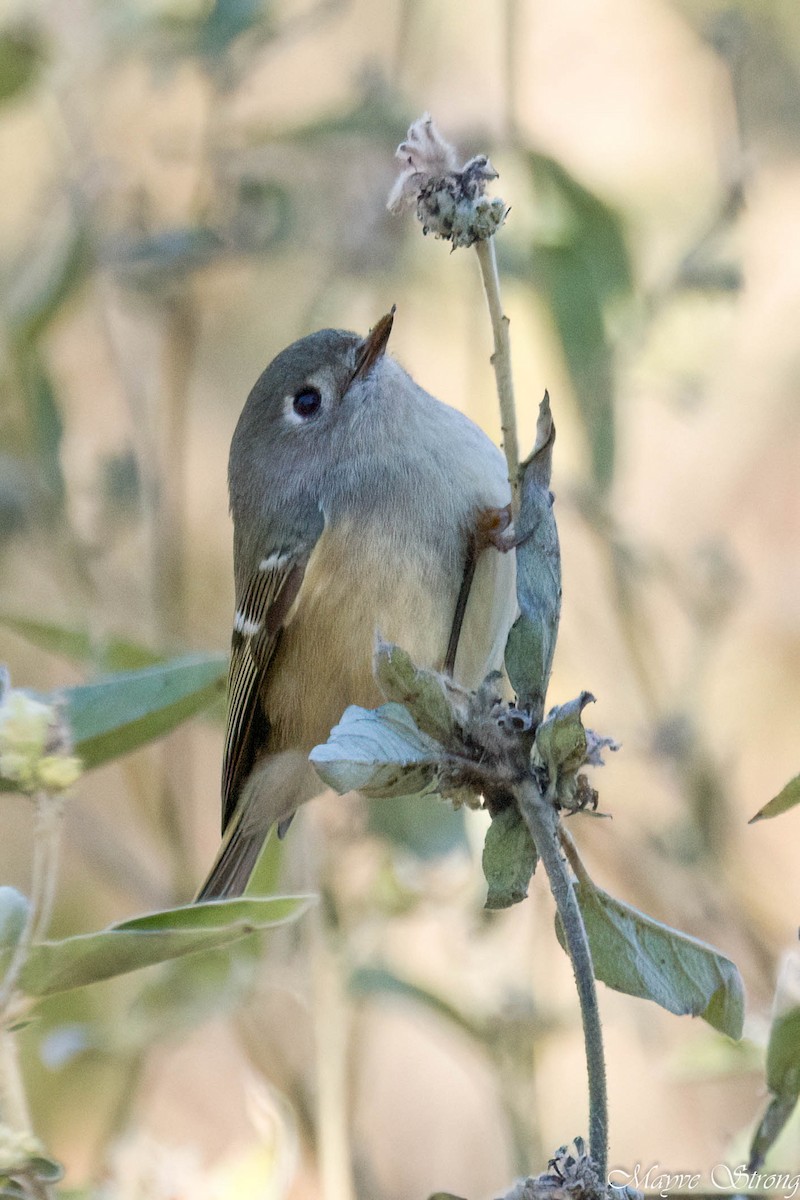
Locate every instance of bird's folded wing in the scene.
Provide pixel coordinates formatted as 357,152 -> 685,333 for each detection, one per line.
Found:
222,548 -> 310,833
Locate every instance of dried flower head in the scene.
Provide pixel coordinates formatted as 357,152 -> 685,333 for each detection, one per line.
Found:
388,114 -> 508,249
500,1139 -> 631,1200
0,677 -> 82,795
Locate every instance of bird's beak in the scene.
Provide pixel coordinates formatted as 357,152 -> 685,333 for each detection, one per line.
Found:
352,307 -> 395,380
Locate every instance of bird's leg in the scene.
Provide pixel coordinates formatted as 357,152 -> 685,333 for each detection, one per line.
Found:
476,502 -> 514,551
443,504 -> 514,676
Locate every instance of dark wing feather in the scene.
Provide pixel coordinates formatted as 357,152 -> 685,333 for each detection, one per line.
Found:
221,552 -> 308,833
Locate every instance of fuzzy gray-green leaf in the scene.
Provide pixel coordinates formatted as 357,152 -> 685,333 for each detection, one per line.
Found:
309,702 -> 443,798
534,692 -> 594,779
63,653 -> 227,768
11,896 -> 312,997
504,393 -> 561,718
558,881 -> 745,1038
373,642 -> 455,744
482,805 -> 539,910
766,1005 -> 800,1098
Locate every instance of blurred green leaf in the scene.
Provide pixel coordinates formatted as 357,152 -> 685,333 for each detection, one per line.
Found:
28,1158 -> 63,1184
309,702 -> 442,799
368,792 -> 468,860
231,177 -> 292,252
0,613 -> 162,671
482,805 -> 538,910
278,82 -> 407,146
748,996 -> 800,1164
199,0 -> 274,56
8,219 -> 91,348
766,1005 -> 800,1098
749,772 -> 800,823
0,455 -> 30,545
504,392 -> 561,717
529,152 -> 632,493
0,887 -> 30,949
351,965 -> 482,1042
748,1094 -> 798,1173
374,642 -> 456,744
0,27 -> 45,104
13,895 -> 313,997
558,881 -> 744,1038
101,449 -> 141,517
15,348 -> 65,510
111,227 -> 224,287
63,653 -> 227,768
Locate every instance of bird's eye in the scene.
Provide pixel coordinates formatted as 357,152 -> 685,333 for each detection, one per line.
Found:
292,387 -> 322,419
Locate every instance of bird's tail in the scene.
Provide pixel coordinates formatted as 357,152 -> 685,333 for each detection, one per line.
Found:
195,750 -> 317,901
195,821 -> 267,901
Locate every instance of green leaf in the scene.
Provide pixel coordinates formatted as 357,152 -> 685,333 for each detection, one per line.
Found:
374,642 -> 456,743
351,966 -> 482,1042
8,219 -> 91,348
16,347 -> 66,509
482,805 -> 538,910
309,702 -> 442,799
113,227 -> 225,288
279,84 -> 407,147
529,152 -> 632,493
199,0 -> 274,56
368,792 -> 468,860
749,773 -> 800,823
13,896 -> 312,997
0,887 -> 30,949
534,693 -> 592,779
0,613 -> 162,671
0,28 -> 45,104
63,653 -> 227,768
766,1005 -> 800,1098
504,393 -> 561,717
558,881 -> 745,1038
28,1158 -> 63,1184
748,1094 -> 798,1173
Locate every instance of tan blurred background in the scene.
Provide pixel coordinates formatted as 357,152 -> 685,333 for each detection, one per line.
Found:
1,0 -> 799,1196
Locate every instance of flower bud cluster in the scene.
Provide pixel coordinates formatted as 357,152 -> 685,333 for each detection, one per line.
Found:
388,114 -> 508,249
0,1125 -> 45,1173
0,672 -> 82,794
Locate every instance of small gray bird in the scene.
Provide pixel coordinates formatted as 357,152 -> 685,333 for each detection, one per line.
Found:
197,310 -> 517,899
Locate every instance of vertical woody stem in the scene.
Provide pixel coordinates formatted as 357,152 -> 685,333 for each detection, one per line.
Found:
515,779 -> 609,1179
474,236 -> 521,513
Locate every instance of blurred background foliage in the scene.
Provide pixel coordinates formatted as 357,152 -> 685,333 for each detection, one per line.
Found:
0,0 -> 799,1196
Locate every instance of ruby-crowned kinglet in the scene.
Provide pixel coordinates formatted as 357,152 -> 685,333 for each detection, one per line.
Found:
197,310 -> 517,899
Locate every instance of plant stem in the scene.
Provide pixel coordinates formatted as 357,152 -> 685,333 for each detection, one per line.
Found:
515,779 -> 608,1179
0,792 -> 65,1143
0,1029 -> 31,1131
474,236 -> 521,512
311,901 -> 355,1200
0,795 -> 64,1013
